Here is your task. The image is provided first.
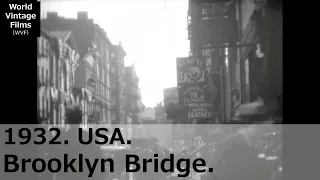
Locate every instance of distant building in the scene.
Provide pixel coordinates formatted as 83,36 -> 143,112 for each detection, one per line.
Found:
140,107 -> 156,121
124,64 -> 144,124
154,102 -> 167,123
163,87 -> 179,108
110,43 -> 126,124
38,29 -> 53,124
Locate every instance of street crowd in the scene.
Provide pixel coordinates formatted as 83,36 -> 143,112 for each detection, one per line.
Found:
36,105 -> 282,180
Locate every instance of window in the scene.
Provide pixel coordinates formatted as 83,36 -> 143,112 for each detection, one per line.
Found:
46,69 -> 48,85
111,112 -> 116,121
60,69 -> 64,91
111,98 -> 116,106
101,43 -> 104,58
106,48 -> 109,62
235,61 -> 241,89
41,37 -> 44,55
106,73 -> 110,88
58,62 -> 61,89
101,69 -> 104,83
202,7 -> 208,15
244,58 -> 250,102
111,83 -> 116,89
38,37 -> 41,55
42,93 -> 45,118
53,56 -> 55,87
43,39 -> 47,56
47,91 -> 50,119
37,65 -> 39,81
41,67 -> 44,84
102,85 -> 104,98
101,84 -> 103,95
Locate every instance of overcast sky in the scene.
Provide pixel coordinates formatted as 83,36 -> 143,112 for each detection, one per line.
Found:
41,0 -> 190,107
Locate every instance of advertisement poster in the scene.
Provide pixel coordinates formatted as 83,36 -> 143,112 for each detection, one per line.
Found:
176,57 -> 206,86
181,86 -> 213,119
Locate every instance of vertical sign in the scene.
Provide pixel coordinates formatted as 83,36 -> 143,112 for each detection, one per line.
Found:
176,57 -> 213,121
177,57 -> 206,85
181,86 -> 212,119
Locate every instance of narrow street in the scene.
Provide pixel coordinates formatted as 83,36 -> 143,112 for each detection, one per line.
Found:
37,0 -> 282,180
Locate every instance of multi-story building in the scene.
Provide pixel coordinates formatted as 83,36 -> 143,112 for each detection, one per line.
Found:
38,29 -> 52,124
38,29 -> 80,125
49,30 -> 79,125
110,44 -> 126,124
163,87 -> 179,108
124,64 -> 144,124
187,0 -> 282,123
41,12 -> 113,125
187,0 -> 238,123
237,0 -> 282,121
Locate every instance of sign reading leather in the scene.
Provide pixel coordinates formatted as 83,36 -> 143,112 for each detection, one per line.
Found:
182,86 -> 212,119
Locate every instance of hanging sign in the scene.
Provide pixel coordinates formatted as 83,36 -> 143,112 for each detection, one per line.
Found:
176,57 -> 206,85
181,86 -> 213,119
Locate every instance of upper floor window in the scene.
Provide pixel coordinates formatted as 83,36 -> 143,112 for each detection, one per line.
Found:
38,37 -> 42,55
46,69 -> 49,85
111,83 -> 116,89
105,48 -> 109,62
111,98 -> 116,106
100,43 -> 104,58
44,39 -> 49,56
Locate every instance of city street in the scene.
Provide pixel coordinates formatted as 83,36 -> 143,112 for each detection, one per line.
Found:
37,0 -> 282,179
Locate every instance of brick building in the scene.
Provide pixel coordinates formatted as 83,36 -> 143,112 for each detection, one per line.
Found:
38,29 -> 80,125
41,12 -> 113,124
110,44 -> 126,124
49,31 -> 79,125
38,29 -> 53,124
124,64 -> 144,124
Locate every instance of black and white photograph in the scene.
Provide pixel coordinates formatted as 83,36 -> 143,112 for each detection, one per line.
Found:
9,0 -> 284,180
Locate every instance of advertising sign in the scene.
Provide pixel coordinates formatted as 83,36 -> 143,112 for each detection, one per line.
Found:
176,57 -> 206,86
181,86 -> 212,119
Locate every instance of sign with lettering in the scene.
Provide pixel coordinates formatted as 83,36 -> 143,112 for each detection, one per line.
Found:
181,86 -> 213,119
176,57 -> 206,85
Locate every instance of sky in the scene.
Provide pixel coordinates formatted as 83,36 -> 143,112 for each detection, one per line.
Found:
41,0 -> 190,108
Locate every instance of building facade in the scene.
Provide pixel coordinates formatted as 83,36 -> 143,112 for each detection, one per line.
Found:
38,29 -> 80,125
187,0 -> 282,123
38,29 -> 52,124
163,87 -> 179,108
187,0 -> 238,123
110,44 -> 126,124
237,0 -> 282,121
124,64 -> 144,124
41,12 -> 113,125
49,31 -> 79,125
